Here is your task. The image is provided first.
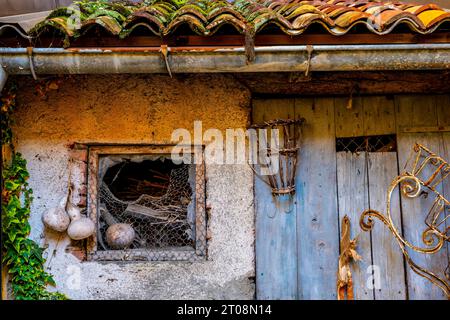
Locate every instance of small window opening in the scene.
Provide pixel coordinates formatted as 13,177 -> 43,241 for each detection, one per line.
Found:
336,134 -> 397,153
103,159 -> 183,201
98,156 -> 195,251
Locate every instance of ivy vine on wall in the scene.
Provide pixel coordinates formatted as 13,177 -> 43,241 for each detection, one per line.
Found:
1,82 -> 67,300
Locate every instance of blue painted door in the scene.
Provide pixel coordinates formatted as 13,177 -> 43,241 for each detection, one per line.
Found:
254,95 -> 449,300
254,98 -> 339,300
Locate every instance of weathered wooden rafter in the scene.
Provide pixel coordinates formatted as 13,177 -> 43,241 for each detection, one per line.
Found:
234,71 -> 450,96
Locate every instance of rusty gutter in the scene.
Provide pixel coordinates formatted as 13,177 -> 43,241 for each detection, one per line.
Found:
0,44 -> 450,75
65,46 -> 242,53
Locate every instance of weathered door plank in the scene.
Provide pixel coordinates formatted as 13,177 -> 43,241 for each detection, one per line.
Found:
254,98 -> 298,299
295,97 -> 339,299
363,95 -> 407,300
363,96 -> 396,136
367,152 -> 407,299
395,95 -> 447,300
336,151 -> 373,299
335,96 -> 364,138
335,96 -> 373,300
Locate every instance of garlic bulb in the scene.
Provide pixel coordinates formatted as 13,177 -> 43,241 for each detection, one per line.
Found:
106,223 -> 135,249
66,202 -> 81,221
42,196 -> 70,232
67,217 -> 95,240
66,185 -> 81,221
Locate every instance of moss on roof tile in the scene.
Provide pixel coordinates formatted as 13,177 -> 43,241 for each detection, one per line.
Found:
29,0 -> 450,46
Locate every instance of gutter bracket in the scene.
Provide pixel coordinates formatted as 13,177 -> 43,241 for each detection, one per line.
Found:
244,30 -> 256,64
305,45 -> 314,77
26,47 -> 38,80
160,45 -> 172,78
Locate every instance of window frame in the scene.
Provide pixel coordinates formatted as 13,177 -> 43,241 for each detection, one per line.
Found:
85,144 -> 207,262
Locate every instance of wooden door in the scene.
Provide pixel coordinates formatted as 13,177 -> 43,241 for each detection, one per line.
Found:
254,97 -> 339,300
334,96 -> 406,300
254,95 -> 449,300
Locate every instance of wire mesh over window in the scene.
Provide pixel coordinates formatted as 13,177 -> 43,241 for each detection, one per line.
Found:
98,159 -> 195,251
86,148 -> 207,262
336,134 -> 397,153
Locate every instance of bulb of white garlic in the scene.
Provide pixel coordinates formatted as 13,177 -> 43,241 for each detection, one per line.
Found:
67,216 -> 95,240
42,196 -> 70,232
66,202 -> 81,222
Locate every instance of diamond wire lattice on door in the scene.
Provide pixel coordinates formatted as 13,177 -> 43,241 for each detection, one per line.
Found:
360,143 -> 450,298
336,134 -> 397,153
86,145 -> 207,262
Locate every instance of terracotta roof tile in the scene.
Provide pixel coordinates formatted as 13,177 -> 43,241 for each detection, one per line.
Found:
334,10 -> 368,28
28,0 -> 450,44
418,9 -> 450,28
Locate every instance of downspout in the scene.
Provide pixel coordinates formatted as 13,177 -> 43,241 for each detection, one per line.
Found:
1,44 -> 450,75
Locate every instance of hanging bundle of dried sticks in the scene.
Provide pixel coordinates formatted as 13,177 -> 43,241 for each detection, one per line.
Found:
337,215 -> 361,300
250,118 -> 305,196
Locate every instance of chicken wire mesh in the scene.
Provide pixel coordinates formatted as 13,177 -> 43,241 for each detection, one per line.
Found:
88,153 -> 206,262
98,165 -> 195,249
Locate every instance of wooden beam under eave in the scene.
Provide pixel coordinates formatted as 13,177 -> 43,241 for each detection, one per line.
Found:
234,71 -> 450,96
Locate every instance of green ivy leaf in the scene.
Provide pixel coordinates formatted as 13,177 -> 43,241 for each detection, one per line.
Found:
8,229 -> 18,242
5,180 -> 21,191
2,83 -> 67,300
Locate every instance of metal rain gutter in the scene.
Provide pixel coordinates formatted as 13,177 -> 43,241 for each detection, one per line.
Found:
0,44 -> 450,75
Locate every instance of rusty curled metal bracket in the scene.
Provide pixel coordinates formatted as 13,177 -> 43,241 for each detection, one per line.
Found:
337,215 -> 361,300
304,45 -> 314,77
360,143 -> 450,298
159,45 -> 172,78
26,47 -> 38,80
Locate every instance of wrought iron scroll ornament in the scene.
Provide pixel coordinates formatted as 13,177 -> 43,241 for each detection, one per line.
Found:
249,118 -> 305,197
360,143 -> 450,298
